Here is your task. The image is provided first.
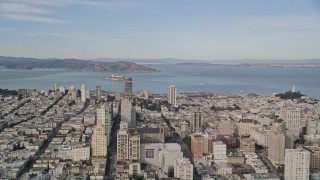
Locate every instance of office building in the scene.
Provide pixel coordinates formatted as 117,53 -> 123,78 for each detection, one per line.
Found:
140,143 -> 183,173
271,119 -> 285,133
129,133 -> 140,161
86,90 -> 90,100
174,158 -> 193,180
51,83 -> 57,92
240,138 -> 255,153
212,141 -> 227,163
81,84 -> 86,102
216,120 -> 234,136
59,86 -> 65,94
243,173 -> 280,180
179,120 -> 190,138
168,85 -> 176,106
306,118 -> 320,136
91,116 -> 108,157
285,130 -> 294,149
304,145 -> 320,170
214,162 -> 232,175
69,85 -> 75,92
129,161 -> 141,177
28,88 -> 36,96
251,128 -> 270,148
143,89 -> 149,100
268,132 -> 285,167
18,89 -> 28,97
191,133 -> 204,160
117,123 -> 140,161
97,103 -> 113,143
128,127 -> 165,143
190,109 -> 204,133
203,132 -> 212,155
96,84 -> 101,102
282,108 -> 301,138
124,78 -> 133,96
237,119 -> 261,137
117,125 -> 129,161
121,98 -> 136,127
71,145 -> 90,161
285,148 -> 310,180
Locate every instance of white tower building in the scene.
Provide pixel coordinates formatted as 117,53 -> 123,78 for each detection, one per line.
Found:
97,103 -> 113,144
91,116 -> 108,157
168,85 -> 177,106
282,108 -> 301,139
285,148 -> 310,180
81,84 -> 86,102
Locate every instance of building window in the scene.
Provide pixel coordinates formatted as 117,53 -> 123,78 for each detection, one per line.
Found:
146,149 -> 154,158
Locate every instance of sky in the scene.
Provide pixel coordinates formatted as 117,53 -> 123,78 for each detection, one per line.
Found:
0,0 -> 320,60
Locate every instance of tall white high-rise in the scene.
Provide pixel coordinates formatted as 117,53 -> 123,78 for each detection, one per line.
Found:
282,108 -> 301,139
96,103 -> 113,144
285,148 -> 310,180
168,85 -> 176,106
117,126 -> 129,161
120,98 -> 136,127
91,116 -> 108,157
117,123 -> 140,161
143,89 -> 149,100
81,84 -> 86,102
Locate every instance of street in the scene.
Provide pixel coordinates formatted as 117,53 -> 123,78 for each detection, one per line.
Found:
106,115 -> 121,177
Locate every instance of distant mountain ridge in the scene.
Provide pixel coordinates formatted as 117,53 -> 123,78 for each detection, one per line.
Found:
174,62 -> 320,68
0,56 -> 158,72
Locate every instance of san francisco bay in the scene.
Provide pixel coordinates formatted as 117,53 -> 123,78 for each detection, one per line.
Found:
0,64 -> 319,98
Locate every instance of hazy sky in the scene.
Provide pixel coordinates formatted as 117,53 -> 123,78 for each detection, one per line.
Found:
0,0 -> 320,60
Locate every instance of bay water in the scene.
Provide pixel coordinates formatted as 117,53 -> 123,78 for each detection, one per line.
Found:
0,64 -> 319,98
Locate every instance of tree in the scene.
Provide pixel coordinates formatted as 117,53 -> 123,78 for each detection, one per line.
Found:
134,176 -> 144,180
277,166 -> 284,174
275,91 -> 304,100
183,137 -> 191,150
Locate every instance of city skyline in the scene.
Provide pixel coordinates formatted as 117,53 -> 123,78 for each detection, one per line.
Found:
1,0 -> 320,60
1,78 -> 320,179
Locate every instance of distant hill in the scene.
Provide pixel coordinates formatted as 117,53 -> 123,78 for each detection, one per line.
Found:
175,62 -> 219,66
174,62 -> 320,68
0,56 -> 158,72
78,61 -> 159,72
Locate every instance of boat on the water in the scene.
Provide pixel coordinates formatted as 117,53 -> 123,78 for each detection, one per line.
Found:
103,75 -> 127,81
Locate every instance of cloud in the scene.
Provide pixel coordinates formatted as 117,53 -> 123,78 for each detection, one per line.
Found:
4,0 -> 136,9
232,16 -> 320,31
0,2 -> 50,14
0,27 -> 16,32
25,31 -> 101,41
2,13 -> 67,24
0,0 -> 135,24
0,2 -> 67,24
